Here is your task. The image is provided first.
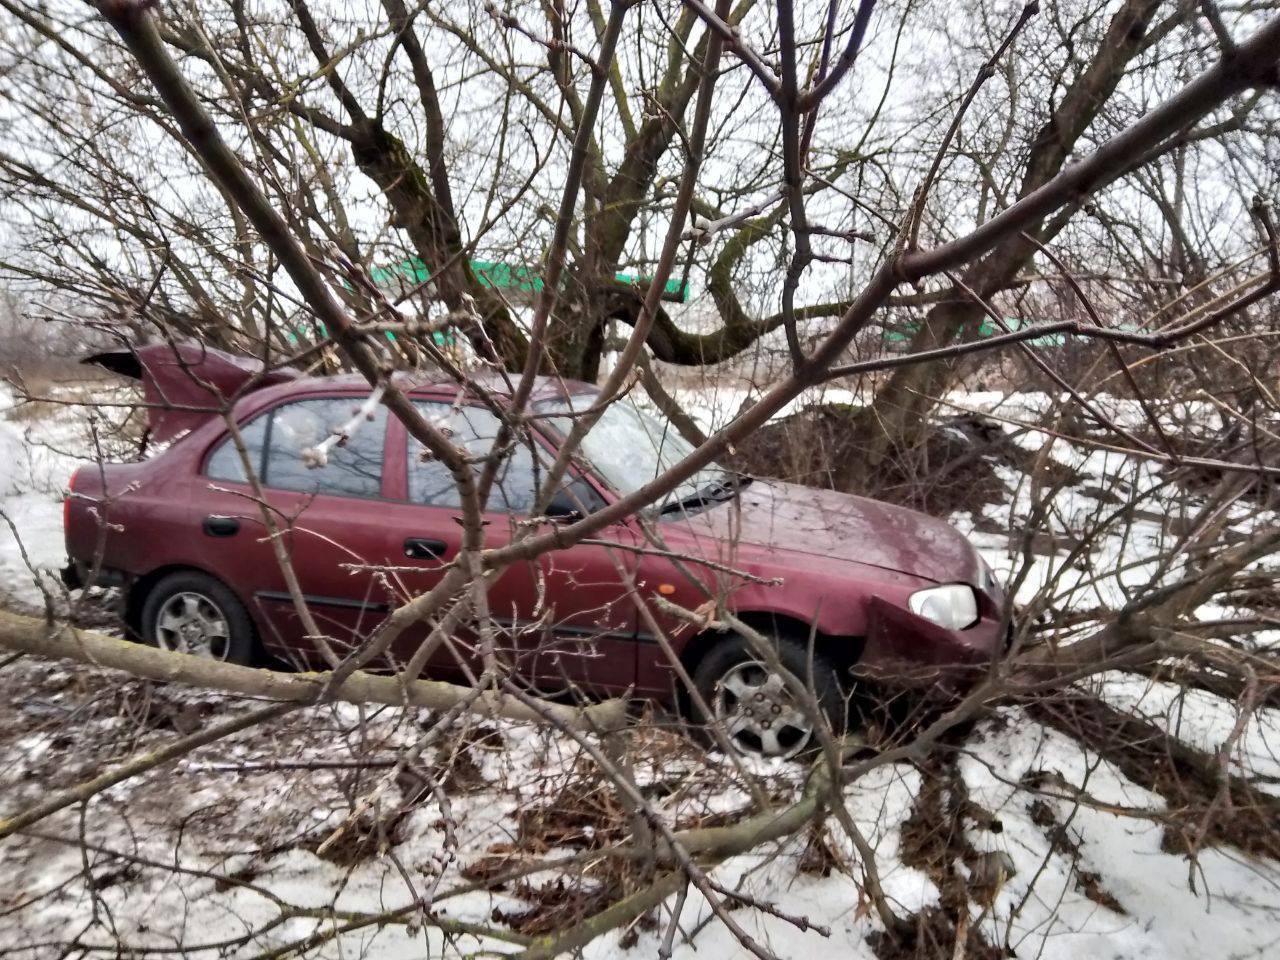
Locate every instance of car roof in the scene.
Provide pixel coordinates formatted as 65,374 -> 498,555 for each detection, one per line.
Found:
234,370 -> 601,413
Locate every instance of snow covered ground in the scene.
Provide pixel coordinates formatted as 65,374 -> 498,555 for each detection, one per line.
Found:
2,380 -> 1279,958
0,386 -> 92,610
2,663 -> 1276,959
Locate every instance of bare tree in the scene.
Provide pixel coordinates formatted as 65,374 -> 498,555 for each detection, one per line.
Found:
0,1 -> 1278,957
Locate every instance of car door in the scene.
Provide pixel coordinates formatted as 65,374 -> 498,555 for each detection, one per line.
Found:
384,400 -> 641,694
533,520 -> 644,696
199,395 -> 392,667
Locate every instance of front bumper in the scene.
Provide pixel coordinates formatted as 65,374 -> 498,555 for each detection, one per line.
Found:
858,595 -> 1009,686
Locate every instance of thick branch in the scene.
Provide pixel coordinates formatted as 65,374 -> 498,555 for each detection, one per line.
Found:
901,10 -> 1280,281
0,609 -> 627,731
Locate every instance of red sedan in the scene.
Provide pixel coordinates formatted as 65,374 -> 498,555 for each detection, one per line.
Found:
64,345 -> 1007,757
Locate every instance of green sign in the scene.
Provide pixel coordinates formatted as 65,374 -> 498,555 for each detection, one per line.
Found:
883,316 -> 1065,348
370,258 -> 691,304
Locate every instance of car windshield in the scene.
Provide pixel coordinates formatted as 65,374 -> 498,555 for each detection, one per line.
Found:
534,393 -> 731,511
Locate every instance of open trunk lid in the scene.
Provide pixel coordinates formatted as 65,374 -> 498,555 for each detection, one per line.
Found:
83,343 -> 299,443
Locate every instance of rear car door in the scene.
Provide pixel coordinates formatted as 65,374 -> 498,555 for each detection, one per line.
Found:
199,395 -> 392,666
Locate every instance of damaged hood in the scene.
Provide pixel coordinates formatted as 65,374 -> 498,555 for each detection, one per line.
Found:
676,478 -> 981,585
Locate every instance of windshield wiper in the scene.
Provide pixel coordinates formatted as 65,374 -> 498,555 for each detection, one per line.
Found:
658,472 -> 752,515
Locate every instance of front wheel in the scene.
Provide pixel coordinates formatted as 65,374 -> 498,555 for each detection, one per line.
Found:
691,634 -> 848,760
140,571 -> 256,665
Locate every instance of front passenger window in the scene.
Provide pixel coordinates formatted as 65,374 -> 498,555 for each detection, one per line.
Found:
408,403 -> 541,513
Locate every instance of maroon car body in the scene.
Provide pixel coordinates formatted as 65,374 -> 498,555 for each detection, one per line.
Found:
64,345 -> 1007,702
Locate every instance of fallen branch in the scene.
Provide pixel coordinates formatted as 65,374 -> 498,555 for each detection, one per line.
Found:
516,758 -> 835,960
0,699 -> 297,839
0,609 -> 627,732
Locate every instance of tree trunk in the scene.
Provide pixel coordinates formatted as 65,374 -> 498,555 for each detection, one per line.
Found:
838,296 -> 985,492
842,0 -> 1166,493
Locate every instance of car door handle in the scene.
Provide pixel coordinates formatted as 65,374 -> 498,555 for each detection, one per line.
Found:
203,515 -> 240,537
404,537 -> 448,559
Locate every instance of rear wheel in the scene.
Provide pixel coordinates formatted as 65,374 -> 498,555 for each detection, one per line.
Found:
692,634 -> 848,760
140,572 -> 256,665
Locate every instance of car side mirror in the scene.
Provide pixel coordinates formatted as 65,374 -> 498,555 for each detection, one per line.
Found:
544,475 -> 607,521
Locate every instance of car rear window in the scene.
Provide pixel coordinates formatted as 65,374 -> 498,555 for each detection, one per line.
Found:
207,397 -> 387,499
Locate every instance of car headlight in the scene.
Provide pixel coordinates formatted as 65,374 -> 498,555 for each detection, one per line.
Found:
908,584 -> 979,630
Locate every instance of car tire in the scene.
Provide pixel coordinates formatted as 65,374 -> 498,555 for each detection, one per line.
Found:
691,632 -> 850,760
140,571 -> 257,666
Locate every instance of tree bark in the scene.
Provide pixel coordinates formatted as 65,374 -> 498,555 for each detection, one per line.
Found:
0,609 -> 627,731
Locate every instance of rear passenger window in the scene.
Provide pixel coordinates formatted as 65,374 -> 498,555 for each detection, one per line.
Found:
206,398 -> 387,499
408,403 -> 542,513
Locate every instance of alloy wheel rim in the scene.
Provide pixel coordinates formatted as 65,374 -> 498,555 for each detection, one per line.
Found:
712,660 -> 814,759
154,591 -> 231,660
